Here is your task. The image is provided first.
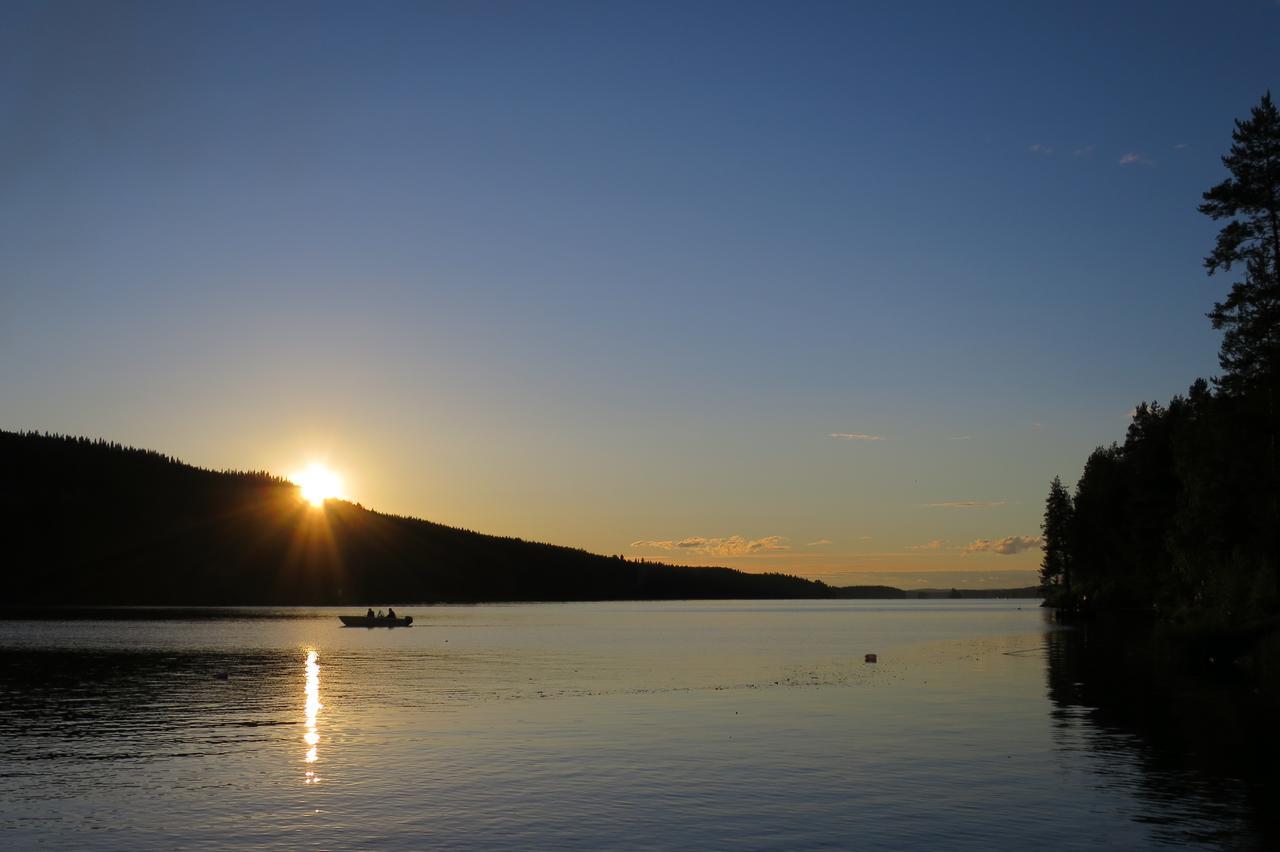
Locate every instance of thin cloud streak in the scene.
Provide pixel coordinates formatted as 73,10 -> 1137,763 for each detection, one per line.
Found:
923,500 -> 1007,509
829,433 -> 885,441
631,535 -> 789,556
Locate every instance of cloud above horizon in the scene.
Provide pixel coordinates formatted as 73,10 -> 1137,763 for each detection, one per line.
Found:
829,433 -> 885,441
963,535 -> 1042,555
1119,152 -> 1155,167
907,539 -> 945,550
631,535 -> 790,556
924,500 -> 1007,509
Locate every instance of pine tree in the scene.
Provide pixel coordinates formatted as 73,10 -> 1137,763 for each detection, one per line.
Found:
1201,94 -> 1280,602
1040,475 -> 1073,597
1200,92 -> 1280,395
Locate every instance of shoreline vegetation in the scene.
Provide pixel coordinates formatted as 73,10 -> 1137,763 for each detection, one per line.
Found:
0,430 -> 1037,608
1038,94 -> 1280,690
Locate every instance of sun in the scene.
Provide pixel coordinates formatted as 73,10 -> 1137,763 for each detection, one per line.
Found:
292,463 -> 344,507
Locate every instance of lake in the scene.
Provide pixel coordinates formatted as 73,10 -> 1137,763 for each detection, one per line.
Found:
0,601 -> 1272,849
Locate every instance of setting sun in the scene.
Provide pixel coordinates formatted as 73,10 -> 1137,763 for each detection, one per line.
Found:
292,463 -> 343,507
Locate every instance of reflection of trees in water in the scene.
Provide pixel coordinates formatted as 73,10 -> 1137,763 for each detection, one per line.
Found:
0,649 -> 298,763
1045,624 -> 1278,849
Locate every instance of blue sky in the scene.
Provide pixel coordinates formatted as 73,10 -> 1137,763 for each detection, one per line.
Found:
2,1 -> 1276,587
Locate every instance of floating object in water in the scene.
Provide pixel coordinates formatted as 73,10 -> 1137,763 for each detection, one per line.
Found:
864,653 -> 878,663
339,615 -> 413,628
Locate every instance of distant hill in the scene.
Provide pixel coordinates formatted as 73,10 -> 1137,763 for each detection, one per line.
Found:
2,431 -> 846,605
829,585 -> 908,599
1,432 -> 1043,606
907,587 -> 1042,600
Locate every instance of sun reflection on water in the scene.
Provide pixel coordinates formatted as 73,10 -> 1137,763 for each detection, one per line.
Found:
303,649 -> 322,784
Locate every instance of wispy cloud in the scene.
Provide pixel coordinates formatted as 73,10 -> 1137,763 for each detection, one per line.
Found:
907,539 -> 945,550
1119,152 -> 1155,167
1172,143 -> 1189,151
963,535 -> 1042,555
1028,143 -> 1054,155
948,435 -> 974,441
631,535 -> 789,556
829,433 -> 885,441
806,539 -> 832,546
924,500 -> 1007,509
1072,144 -> 1096,157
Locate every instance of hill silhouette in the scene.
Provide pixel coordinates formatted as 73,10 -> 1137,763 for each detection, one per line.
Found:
3,431 -> 904,605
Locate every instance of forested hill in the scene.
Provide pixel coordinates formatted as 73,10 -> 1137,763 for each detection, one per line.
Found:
1,430 -> 840,605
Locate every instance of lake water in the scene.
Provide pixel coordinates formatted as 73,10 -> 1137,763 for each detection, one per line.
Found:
0,601 -> 1272,850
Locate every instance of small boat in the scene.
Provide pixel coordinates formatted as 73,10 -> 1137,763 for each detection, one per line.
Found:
339,615 -> 413,628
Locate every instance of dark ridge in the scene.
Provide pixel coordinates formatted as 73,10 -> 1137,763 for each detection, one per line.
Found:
1,430 -> 855,605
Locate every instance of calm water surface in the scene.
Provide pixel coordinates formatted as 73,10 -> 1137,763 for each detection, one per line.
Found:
0,601 -> 1270,849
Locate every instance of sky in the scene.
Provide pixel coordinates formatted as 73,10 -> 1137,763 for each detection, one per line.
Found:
2,1 -> 1277,588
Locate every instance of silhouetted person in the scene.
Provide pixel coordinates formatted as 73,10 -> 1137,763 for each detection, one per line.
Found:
366,608 -> 375,619
387,607 -> 396,620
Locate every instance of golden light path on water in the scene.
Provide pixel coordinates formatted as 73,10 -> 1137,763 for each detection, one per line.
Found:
303,650 -> 321,784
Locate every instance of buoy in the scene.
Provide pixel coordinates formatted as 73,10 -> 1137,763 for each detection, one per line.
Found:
864,653 -> 877,663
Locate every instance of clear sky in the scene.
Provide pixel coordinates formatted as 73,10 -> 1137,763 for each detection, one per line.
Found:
2,1 -> 1276,588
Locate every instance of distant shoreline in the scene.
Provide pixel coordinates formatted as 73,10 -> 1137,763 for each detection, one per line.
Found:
0,595 -> 1043,620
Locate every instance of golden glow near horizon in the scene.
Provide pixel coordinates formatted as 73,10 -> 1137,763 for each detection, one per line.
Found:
303,649 -> 322,783
293,463 -> 344,507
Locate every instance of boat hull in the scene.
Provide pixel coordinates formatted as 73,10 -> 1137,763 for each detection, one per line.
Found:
339,615 -> 413,628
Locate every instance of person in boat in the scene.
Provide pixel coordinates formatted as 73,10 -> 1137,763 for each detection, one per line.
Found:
377,609 -> 385,618
386,607 -> 397,620
366,608 -> 375,619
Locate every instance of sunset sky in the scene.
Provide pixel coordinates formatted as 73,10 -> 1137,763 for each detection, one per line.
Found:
3,1 -> 1277,588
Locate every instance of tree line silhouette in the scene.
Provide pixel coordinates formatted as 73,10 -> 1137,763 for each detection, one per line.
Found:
0,430 -> 918,605
1040,93 -> 1280,640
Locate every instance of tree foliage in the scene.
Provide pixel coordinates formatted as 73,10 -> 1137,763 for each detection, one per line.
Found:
1039,475 -> 1073,596
1041,385 -> 1276,624
1042,95 -> 1280,628
1200,91 -> 1280,395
